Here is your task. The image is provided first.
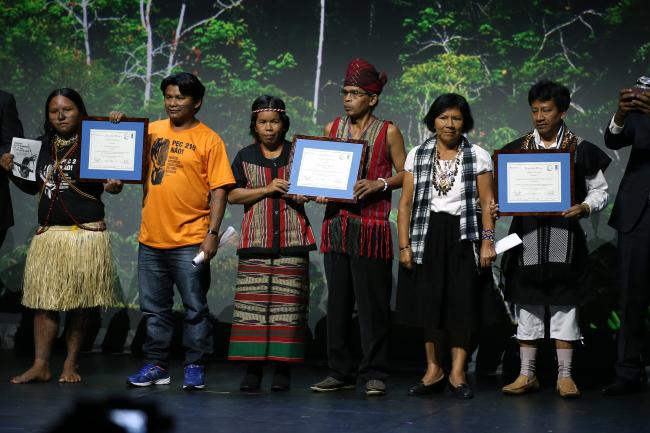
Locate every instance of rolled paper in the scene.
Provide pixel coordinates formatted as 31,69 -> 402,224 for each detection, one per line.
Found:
191,251 -> 205,267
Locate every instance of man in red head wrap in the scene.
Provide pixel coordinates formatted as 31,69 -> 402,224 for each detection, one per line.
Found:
310,58 -> 406,396
343,58 -> 388,95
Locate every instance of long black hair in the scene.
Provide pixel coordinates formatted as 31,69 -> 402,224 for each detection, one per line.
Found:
43,88 -> 88,142
249,95 -> 291,142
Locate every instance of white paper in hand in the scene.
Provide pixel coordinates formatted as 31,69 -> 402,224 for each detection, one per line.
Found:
10,137 -> 42,181
495,233 -> 523,255
191,227 -> 238,268
191,251 -> 205,267
218,226 -> 237,247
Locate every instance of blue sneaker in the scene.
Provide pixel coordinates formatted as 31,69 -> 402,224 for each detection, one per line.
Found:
183,364 -> 205,390
127,363 -> 170,387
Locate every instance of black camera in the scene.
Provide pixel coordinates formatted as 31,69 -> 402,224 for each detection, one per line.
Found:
631,76 -> 650,95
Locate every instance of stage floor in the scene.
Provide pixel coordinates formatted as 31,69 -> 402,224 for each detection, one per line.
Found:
0,351 -> 646,433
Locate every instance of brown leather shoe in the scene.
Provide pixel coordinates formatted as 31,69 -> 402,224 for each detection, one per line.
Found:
556,377 -> 581,398
502,375 -> 540,395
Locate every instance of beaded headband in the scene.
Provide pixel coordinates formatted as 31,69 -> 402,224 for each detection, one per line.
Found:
252,108 -> 286,113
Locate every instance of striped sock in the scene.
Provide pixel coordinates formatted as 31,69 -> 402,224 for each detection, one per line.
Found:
520,346 -> 537,378
557,348 -> 573,378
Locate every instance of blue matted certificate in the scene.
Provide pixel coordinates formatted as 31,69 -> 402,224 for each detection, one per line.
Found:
493,149 -> 574,215
79,117 -> 148,183
287,135 -> 368,203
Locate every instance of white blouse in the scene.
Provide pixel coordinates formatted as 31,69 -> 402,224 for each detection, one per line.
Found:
404,143 -> 493,216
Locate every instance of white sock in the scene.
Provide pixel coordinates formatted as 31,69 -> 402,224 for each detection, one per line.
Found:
520,346 -> 537,378
556,348 -> 573,379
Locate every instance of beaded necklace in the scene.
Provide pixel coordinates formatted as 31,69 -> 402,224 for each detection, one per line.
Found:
431,143 -> 462,196
36,134 -> 106,234
53,134 -> 78,149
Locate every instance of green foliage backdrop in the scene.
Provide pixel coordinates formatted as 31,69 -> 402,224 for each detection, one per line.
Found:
0,0 -> 648,325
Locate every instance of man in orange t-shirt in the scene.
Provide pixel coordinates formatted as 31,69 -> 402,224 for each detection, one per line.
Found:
125,72 -> 235,390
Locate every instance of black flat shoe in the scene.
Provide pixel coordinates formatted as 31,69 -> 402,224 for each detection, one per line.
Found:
271,365 -> 291,391
602,379 -> 644,396
449,381 -> 474,399
240,373 -> 262,391
240,364 -> 263,392
408,374 -> 446,396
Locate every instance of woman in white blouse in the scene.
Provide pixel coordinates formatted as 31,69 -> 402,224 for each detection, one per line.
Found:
395,93 -> 496,399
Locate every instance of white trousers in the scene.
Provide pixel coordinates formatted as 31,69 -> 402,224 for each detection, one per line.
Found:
515,304 -> 581,341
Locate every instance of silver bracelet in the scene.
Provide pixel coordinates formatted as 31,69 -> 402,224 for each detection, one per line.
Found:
377,177 -> 388,192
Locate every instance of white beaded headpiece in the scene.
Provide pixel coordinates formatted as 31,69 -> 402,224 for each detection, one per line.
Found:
252,108 -> 286,113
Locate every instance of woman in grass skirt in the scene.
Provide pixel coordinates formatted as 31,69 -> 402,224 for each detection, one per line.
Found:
0,88 -> 121,383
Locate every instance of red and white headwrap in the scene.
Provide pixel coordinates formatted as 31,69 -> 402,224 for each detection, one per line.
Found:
343,58 -> 388,95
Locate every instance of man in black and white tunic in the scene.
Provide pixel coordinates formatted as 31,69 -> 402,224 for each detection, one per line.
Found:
500,80 -> 610,398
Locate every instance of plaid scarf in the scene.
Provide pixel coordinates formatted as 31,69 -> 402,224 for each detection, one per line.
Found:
410,135 -> 479,264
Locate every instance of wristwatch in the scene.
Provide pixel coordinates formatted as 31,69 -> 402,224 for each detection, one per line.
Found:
207,229 -> 219,236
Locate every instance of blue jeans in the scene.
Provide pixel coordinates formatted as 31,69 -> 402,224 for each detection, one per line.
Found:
138,243 -> 212,367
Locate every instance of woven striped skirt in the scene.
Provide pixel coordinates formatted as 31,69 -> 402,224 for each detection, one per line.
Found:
228,255 -> 309,363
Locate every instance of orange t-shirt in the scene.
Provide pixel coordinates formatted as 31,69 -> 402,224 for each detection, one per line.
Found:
139,119 -> 235,249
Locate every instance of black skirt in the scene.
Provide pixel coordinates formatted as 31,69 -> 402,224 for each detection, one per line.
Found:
502,217 -> 591,306
395,212 -> 495,330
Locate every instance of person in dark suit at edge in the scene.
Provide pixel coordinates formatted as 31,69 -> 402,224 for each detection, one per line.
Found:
602,80 -> 650,396
0,90 -> 24,252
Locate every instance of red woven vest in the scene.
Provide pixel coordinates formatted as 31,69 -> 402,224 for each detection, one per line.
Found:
320,116 -> 393,260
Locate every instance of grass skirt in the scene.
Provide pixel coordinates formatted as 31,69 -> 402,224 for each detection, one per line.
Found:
22,222 -> 114,311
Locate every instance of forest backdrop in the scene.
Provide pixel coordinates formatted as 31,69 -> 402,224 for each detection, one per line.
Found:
0,0 -> 648,332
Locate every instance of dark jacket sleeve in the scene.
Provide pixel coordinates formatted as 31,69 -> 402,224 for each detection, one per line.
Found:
0,93 -> 24,154
0,92 -> 25,229
604,125 -> 629,150
9,174 -> 39,195
605,113 -> 650,151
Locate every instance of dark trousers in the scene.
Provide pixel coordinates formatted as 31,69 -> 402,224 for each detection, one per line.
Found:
0,228 -> 6,289
323,252 -> 392,382
138,243 -> 212,367
616,204 -> 650,382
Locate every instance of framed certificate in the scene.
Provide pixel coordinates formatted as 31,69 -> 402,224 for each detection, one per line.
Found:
287,135 -> 368,203
79,116 -> 148,183
493,149 -> 574,216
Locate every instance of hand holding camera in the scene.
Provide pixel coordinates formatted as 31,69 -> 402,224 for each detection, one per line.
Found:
615,76 -> 650,123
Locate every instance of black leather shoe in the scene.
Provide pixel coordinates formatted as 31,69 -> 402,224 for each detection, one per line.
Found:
271,365 -> 291,391
408,375 -> 446,396
601,379 -> 644,396
240,364 -> 263,392
449,381 -> 474,399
